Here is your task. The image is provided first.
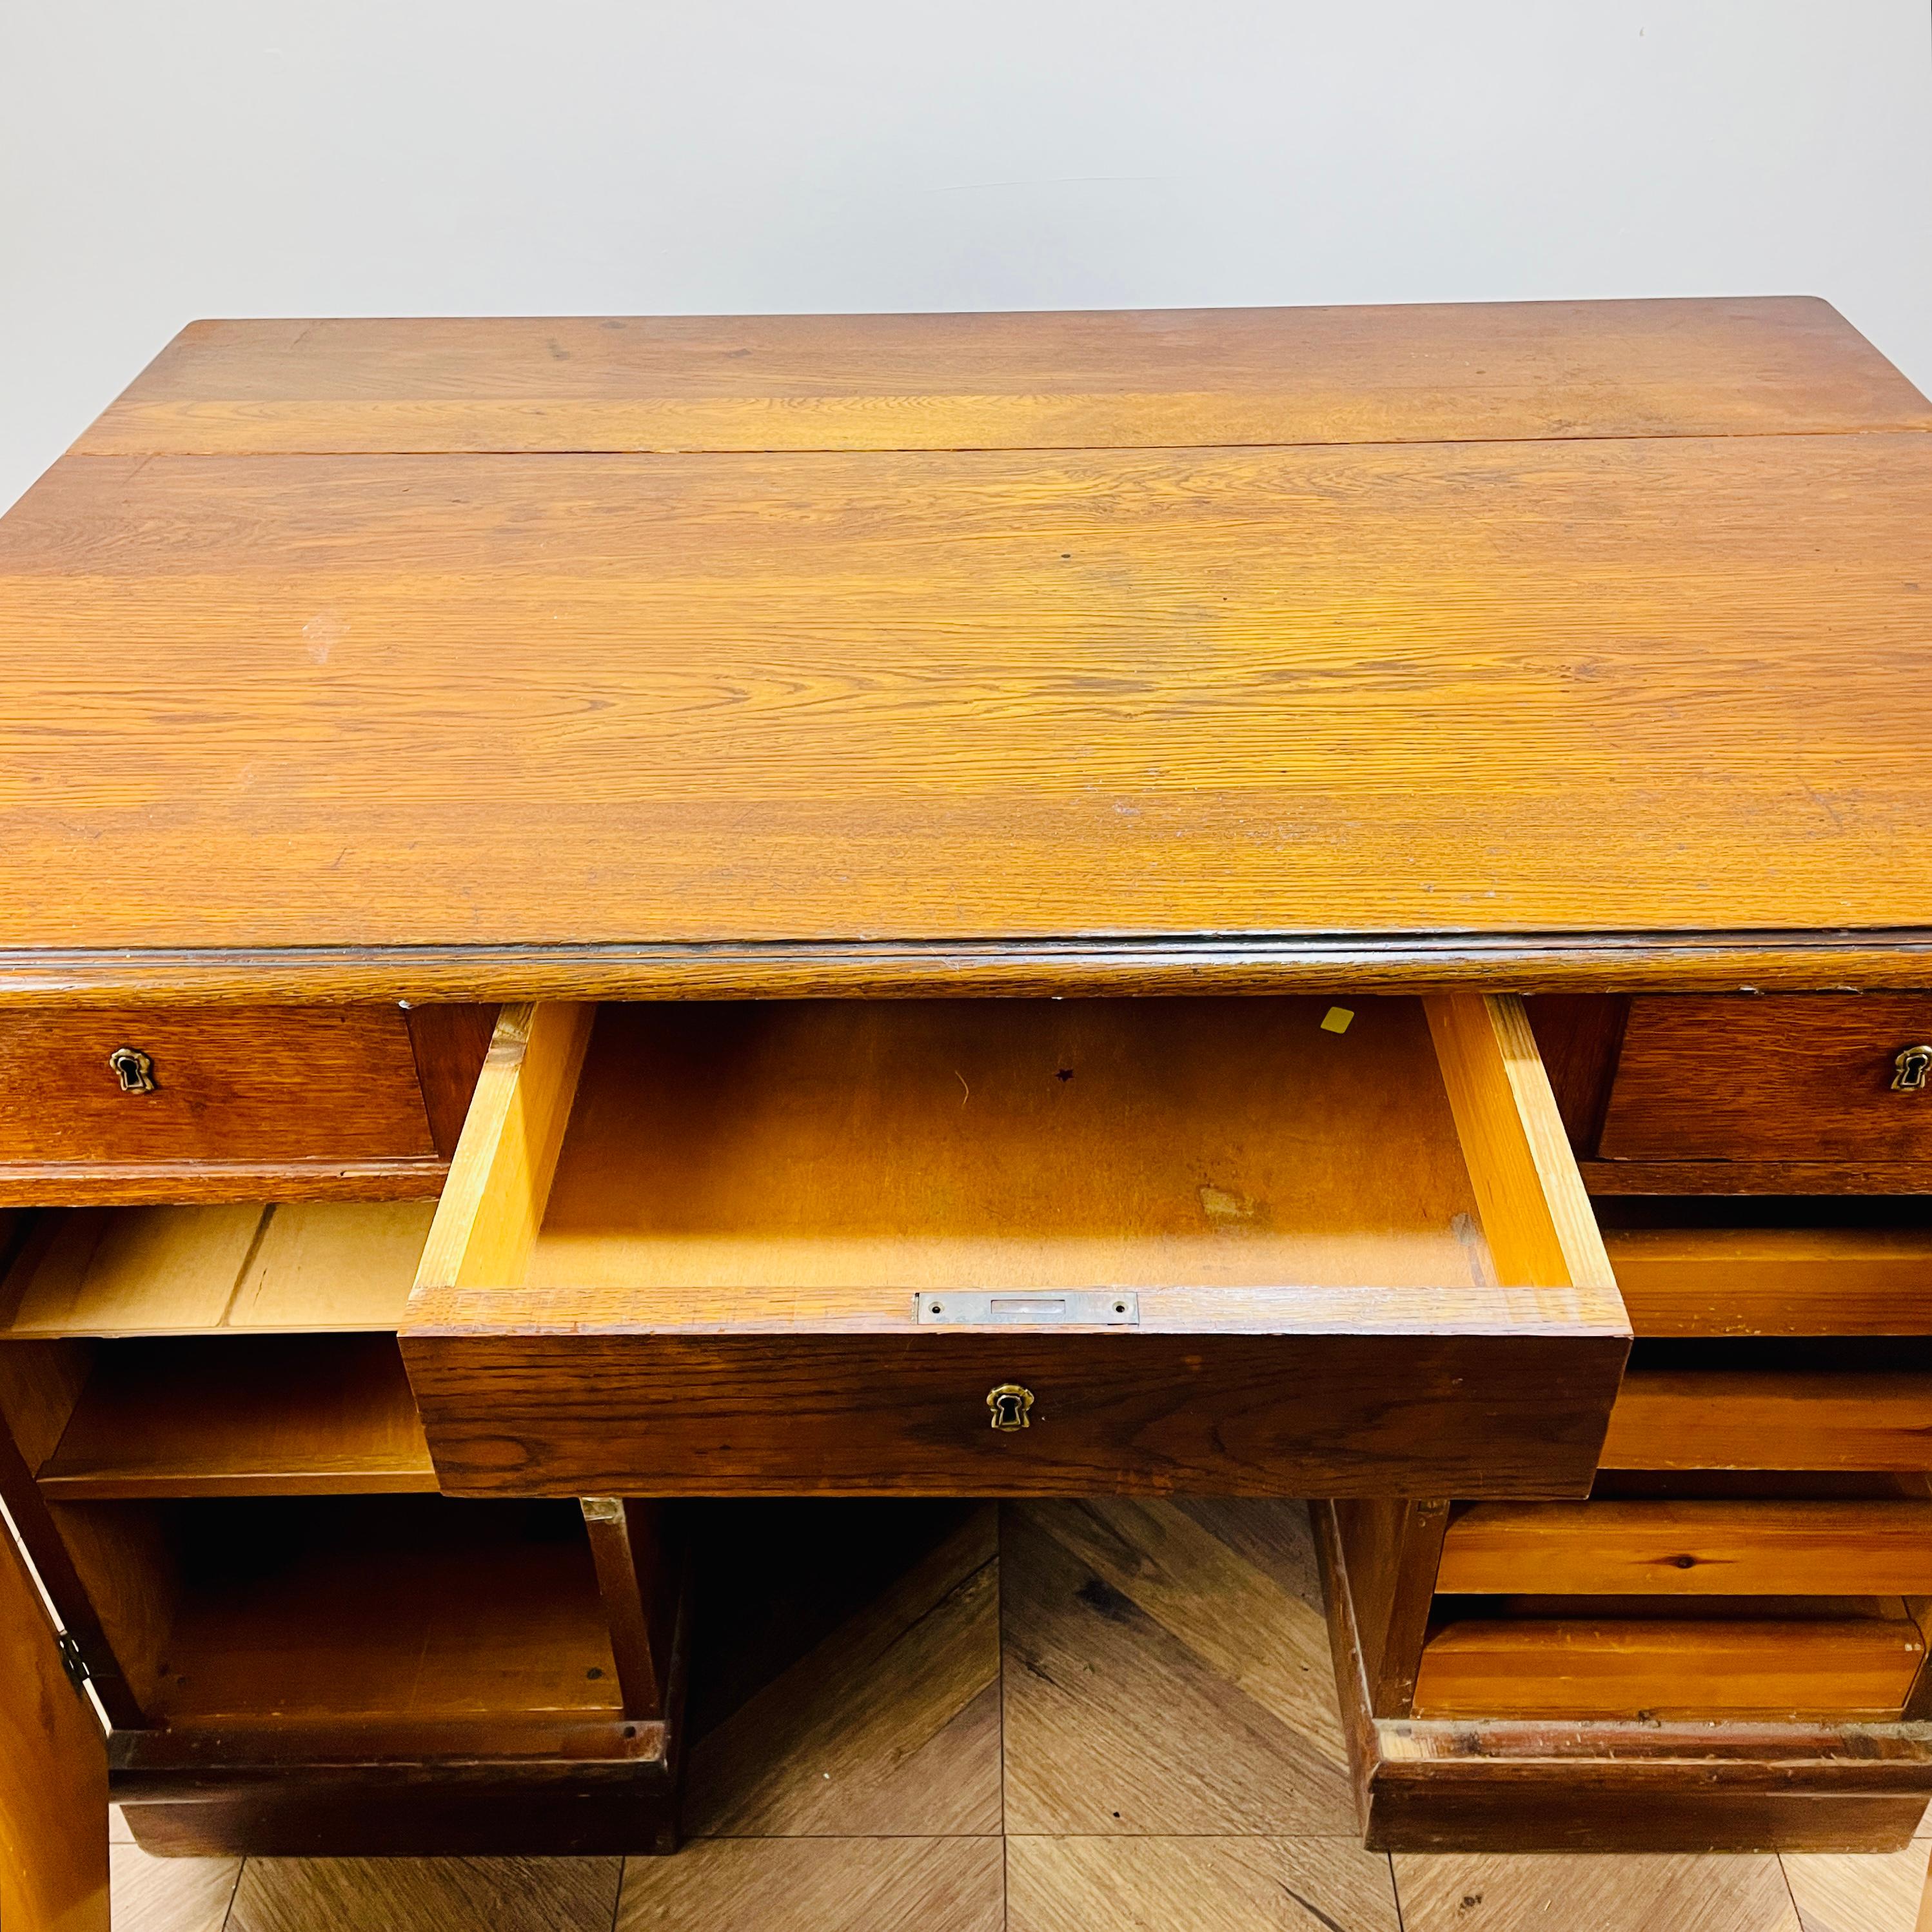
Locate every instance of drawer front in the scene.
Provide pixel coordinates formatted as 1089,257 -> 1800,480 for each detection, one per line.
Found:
1598,1368 -> 1932,1471
1437,1498 -> 1932,1597
1598,996 -> 1932,1166
0,1006 -> 437,1187
402,1328 -> 1624,1499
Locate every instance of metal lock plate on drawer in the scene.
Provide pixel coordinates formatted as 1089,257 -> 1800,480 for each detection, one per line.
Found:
1893,1045 -> 1932,1092
915,1290 -> 1139,1325
106,1046 -> 157,1094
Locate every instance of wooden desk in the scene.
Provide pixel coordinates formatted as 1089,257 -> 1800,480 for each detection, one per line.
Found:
4,299 -> 1932,1902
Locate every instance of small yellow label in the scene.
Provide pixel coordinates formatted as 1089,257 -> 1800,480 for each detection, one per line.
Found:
1320,1006 -> 1355,1034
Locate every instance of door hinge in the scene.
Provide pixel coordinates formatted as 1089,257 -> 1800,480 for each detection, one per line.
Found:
55,1629 -> 91,1693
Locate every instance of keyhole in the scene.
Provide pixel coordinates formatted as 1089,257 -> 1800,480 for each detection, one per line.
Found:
986,1383 -> 1035,1432
108,1047 -> 157,1095
1893,1045 -> 1932,1093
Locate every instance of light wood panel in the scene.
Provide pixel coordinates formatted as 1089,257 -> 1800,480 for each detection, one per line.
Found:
1608,1227 -> 1932,1336
0,1201 -> 430,1337
415,1003 -> 591,1296
83,299 -> 1928,455
1413,1612 -> 1926,1720
1439,1501 -> 1932,1596
0,1511 -> 108,1932
1601,1371 -> 1932,1470
1424,992 -> 1620,1299
2,1206 -> 263,1335
225,1200 -> 432,1330
36,1336 -> 436,1498
9,431 -> 1932,964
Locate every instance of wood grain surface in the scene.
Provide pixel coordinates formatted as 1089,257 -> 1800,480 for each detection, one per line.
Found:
0,1200 -> 430,1336
35,1335 -> 436,1498
406,1327 -> 1625,1499
0,1007 -> 431,1159
1412,1612 -> 1926,1720
0,1507 -> 108,1931
1606,1227 -> 1932,1336
1599,997 -> 1932,1166
529,998 -> 1495,1296
1437,1501 -> 1932,1597
81,299 -> 1928,455
1601,1370 -> 1932,1470
6,424 -> 1932,969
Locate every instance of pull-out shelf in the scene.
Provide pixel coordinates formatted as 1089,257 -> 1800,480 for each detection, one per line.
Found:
402,994 -> 1629,1499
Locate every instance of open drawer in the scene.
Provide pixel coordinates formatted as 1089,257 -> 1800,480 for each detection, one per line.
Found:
400,995 -> 1630,1497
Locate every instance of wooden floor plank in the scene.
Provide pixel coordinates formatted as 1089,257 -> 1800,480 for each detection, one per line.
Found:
682,1505 -> 1000,1837
226,1857 -> 620,1932
1392,1851 -> 1801,1931
107,1845 -> 239,1932
1001,1499 -> 1356,1836
616,1838 -> 1002,1932
1781,1841 -> 1932,1932
1007,1836 -> 1400,1931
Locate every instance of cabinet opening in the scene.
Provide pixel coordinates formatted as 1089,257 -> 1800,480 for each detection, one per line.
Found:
1598,1196 -> 1932,1339
59,1494 -> 624,1730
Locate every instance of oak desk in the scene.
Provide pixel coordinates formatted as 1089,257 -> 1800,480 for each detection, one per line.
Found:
4,297 -> 1932,1918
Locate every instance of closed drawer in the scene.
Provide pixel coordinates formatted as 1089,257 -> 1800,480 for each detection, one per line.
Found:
1597,995 -> 1932,1168
401,994 -> 1630,1499
1421,1494 -> 1932,1720
0,1006 -> 444,1201
1599,1345 -> 1932,1472
1438,1498 -> 1932,1597
1412,1604 -> 1925,1720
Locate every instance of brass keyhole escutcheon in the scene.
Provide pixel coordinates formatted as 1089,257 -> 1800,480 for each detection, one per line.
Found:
108,1047 -> 157,1095
987,1384 -> 1035,1432
1892,1045 -> 1932,1093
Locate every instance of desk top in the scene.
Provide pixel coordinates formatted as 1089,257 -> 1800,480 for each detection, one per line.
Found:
5,297 -> 1932,1000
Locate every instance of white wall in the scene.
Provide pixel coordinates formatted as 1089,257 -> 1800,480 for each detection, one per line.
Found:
3,1 -> 1929,509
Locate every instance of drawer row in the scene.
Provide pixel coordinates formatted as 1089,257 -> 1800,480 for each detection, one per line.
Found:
4,993 -> 1926,1202
4,994 -> 1932,1504
3,993 -> 1631,1500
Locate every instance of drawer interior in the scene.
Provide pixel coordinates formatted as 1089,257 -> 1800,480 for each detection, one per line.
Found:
537,996 -> 1497,1293
400,994 -> 1630,1498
